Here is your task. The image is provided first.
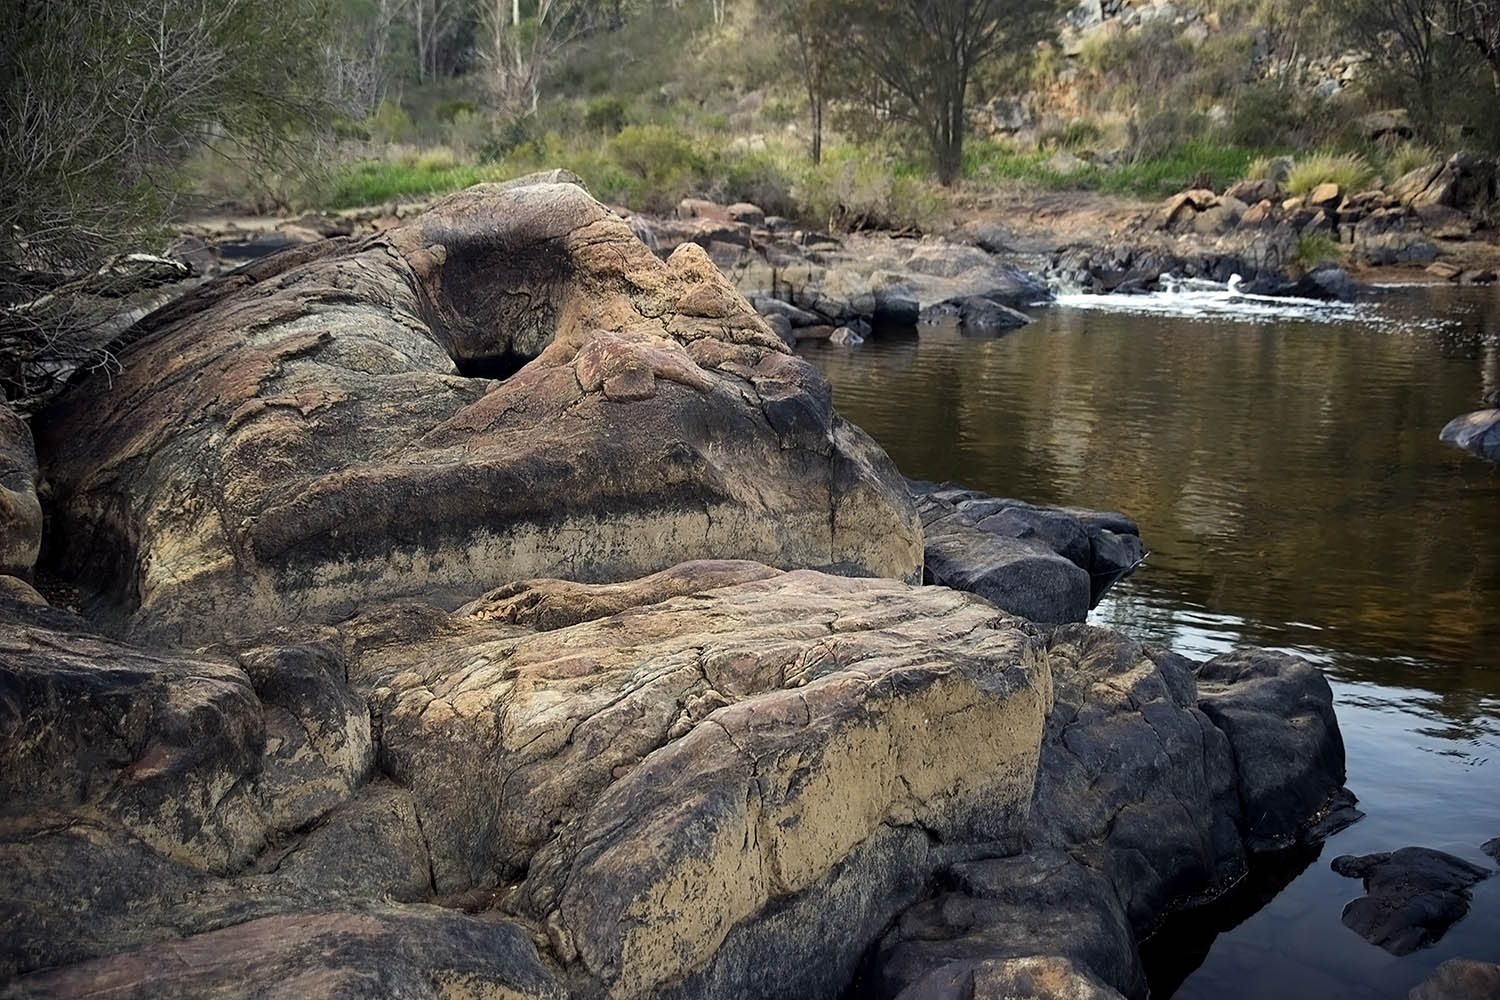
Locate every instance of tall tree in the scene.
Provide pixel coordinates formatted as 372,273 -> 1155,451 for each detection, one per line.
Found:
1447,0 -> 1500,91
764,0 -> 842,163
838,0 -> 1061,185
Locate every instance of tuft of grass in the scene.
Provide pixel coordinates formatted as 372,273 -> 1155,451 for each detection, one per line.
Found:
1293,232 -> 1342,269
1285,152 -> 1374,197
1383,142 -> 1439,184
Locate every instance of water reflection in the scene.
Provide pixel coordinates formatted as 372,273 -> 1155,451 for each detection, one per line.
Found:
798,281 -> 1500,998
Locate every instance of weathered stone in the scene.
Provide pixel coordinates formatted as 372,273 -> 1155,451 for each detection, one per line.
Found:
909,956 -> 1128,1000
1331,847 -> 1491,955
1427,261 -> 1464,281
1307,182 -> 1342,210
2,906 -> 564,1000
1195,648 -> 1348,851
726,202 -> 766,226
0,402 -> 40,578
1291,266 -> 1357,302
1409,959 -> 1500,1000
1440,408 -> 1500,464
919,295 -> 1033,332
869,851 -> 1145,999
910,482 -> 1145,614
39,181 -> 921,646
1225,179 -> 1279,205
1388,163 -> 1444,205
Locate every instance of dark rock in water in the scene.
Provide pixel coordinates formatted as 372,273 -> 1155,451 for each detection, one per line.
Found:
1195,648 -> 1350,851
1330,847 -> 1492,955
869,850 -> 1146,999
873,290 -> 921,327
1439,408 -> 1500,464
867,626 -> 1352,997
1291,266 -> 1357,302
1482,837 -> 1499,862
6,906 -> 565,1000
1408,958 -> 1500,1000
919,295 -> 1032,332
909,481 -> 1146,613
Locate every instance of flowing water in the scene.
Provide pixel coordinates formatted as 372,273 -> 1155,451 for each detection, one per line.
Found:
796,281 -> 1500,999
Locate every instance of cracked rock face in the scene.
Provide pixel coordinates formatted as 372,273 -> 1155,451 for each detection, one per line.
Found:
37,180 -> 921,647
0,564 -> 1052,999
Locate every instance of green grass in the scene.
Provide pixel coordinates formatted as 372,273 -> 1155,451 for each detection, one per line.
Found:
1284,152 -> 1375,197
964,139 -> 1260,199
1293,232 -> 1342,269
320,159 -> 507,210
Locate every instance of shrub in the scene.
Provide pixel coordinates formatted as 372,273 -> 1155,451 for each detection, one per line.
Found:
584,96 -> 630,135
606,124 -> 708,213
1225,84 -> 1303,149
368,99 -> 415,144
1285,152 -> 1374,196
1293,232 -> 1343,270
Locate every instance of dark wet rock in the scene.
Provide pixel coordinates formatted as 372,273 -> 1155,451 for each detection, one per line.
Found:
1331,847 -> 1492,955
920,295 -> 1033,332
1440,408 -> 1500,464
869,851 -> 1145,999
2,906 -> 564,1000
0,401 -> 40,576
910,481 -> 1145,614
1195,648 -> 1349,851
1408,958 -> 1500,1000
39,180 -> 921,646
1291,266 -> 1357,302
1483,837 -> 1499,862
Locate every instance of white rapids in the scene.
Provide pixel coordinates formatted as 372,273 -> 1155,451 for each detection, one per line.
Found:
1049,273 -> 1361,323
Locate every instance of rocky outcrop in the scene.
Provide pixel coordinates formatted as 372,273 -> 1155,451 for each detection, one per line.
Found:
0,399 -> 40,577
865,626 -> 1352,999
910,480 -> 1145,623
1440,408 -> 1500,464
1331,847 -> 1492,955
38,180 -> 921,646
1,551 -> 1354,1000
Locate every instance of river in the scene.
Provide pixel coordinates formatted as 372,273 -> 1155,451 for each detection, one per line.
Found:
796,281 -> 1500,999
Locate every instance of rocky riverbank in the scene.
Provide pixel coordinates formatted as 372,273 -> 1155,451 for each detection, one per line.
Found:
0,175 -> 1387,999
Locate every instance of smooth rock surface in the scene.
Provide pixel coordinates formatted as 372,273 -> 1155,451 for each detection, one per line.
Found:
39,180 -> 921,646
1440,408 -> 1500,464
1331,847 -> 1492,955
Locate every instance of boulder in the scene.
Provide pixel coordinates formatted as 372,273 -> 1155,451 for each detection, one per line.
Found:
1388,163 -> 1444,205
38,181 -> 922,645
1415,204 -> 1475,239
0,401 -> 41,577
350,566 -> 1053,1000
1306,182 -> 1342,210
1427,261 -> 1465,281
1194,648 -> 1350,851
909,482 -> 1145,612
919,296 -> 1033,333
1409,959 -> 1500,1000
1439,409 -> 1500,463
1330,847 -> 1491,955
726,202 -> 766,226
1291,266 -> 1357,302
677,197 -> 729,221
1354,209 -> 1438,265
1225,179 -> 1280,205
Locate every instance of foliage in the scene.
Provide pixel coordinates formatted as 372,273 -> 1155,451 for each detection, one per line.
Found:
832,0 -> 1065,184
1384,142 -> 1441,182
1292,232 -> 1343,270
1284,152 -> 1375,195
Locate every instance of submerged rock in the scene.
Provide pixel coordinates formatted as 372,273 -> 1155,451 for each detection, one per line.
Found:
1331,847 -> 1492,955
1439,408 -> 1500,464
1408,958 -> 1500,1000
38,180 -> 921,646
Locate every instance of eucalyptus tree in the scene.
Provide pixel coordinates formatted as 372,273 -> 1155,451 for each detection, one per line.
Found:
837,0 -> 1062,185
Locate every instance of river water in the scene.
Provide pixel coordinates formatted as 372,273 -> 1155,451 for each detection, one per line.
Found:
797,281 -> 1500,999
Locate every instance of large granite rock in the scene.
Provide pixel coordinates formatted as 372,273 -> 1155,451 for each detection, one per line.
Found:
910,481 -> 1145,623
0,400 -> 40,577
1440,408 -> 1500,464
866,628 -> 1352,998
0,564 -> 1056,1000
37,180 -> 921,647
1331,847 -> 1492,955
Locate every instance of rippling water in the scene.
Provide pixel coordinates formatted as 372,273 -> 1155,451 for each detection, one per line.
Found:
797,281 -> 1500,998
